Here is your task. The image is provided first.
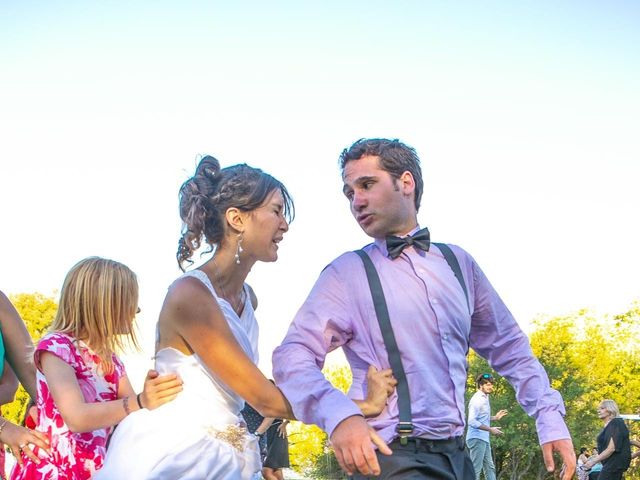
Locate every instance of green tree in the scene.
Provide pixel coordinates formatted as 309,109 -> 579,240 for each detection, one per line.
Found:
2,292 -> 56,425
468,302 -> 640,480
288,365 -> 352,479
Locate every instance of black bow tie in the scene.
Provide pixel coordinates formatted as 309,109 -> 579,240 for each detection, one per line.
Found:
386,227 -> 431,259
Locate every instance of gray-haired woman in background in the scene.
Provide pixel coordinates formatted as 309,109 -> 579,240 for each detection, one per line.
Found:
584,400 -> 631,480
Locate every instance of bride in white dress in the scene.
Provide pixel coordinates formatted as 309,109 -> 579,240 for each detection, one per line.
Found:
97,157 -> 295,479
97,270 -> 265,479
97,156 -> 396,480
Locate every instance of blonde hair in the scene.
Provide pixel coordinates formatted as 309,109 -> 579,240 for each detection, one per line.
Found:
51,257 -> 139,372
599,399 -> 620,417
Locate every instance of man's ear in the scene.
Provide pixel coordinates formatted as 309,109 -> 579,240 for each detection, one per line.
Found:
225,207 -> 245,233
399,171 -> 416,197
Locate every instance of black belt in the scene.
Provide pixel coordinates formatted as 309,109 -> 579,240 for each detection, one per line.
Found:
389,436 -> 465,453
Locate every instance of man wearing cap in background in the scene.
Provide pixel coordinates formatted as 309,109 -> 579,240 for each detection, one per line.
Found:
466,373 -> 508,480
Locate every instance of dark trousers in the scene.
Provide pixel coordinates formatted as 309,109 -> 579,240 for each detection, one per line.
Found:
352,437 -> 475,480
598,468 -> 625,480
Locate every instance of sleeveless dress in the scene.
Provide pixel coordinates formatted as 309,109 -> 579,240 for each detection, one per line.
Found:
95,270 -> 262,480
11,333 -> 126,480
0,329 -> 6,480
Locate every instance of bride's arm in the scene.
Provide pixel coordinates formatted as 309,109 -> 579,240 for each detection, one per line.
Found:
40,355 -> 183,433
352,366 -> 397,417
163,277 -> 295,420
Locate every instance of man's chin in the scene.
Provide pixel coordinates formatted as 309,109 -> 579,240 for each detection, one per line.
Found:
359,224 -> 381,239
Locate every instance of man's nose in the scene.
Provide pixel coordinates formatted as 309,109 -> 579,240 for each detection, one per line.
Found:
352,191 -> 367,211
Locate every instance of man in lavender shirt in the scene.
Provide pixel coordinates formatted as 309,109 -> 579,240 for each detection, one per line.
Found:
273,138 -> 576,479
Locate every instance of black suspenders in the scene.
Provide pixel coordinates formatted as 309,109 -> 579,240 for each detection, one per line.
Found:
354,243 -> 469,443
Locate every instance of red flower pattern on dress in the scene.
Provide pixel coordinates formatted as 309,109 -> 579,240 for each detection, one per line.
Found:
10,333 -> 125,480
0,407 -> 6,480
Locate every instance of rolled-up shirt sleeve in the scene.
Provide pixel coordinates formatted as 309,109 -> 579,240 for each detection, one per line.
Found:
273,263 -> 362,436
467,394 -> 483,429
467,255 -> 570,445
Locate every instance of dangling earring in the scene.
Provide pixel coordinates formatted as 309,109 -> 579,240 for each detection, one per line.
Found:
234,233 -> 244,264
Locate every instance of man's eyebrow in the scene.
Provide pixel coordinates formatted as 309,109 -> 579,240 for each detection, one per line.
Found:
343,175 -> 378,196
343,175 -> 377,194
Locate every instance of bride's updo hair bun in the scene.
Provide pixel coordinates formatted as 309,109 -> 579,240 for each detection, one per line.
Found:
177,155 -> 294,271
195,155 -> 220,182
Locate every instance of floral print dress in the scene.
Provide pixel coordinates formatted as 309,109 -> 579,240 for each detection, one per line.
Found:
11,332 -> 125,480
0,407 -> 6,480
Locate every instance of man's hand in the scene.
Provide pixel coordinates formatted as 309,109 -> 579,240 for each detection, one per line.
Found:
494,409 -> 508,421
489,426 -> 503,436
541,438 -> 576,480
330,415 -> 392,476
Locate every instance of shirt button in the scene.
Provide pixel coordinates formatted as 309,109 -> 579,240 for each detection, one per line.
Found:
432,298 -> 439,304
443,333 -> 449,340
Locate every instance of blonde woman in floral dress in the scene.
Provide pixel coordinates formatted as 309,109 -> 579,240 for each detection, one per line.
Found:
10,258 -> 183,480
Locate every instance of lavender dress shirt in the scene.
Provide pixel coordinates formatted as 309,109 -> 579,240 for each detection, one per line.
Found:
273,234 -> 570,445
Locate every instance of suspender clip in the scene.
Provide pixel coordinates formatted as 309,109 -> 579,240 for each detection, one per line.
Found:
396,422 -> 414,445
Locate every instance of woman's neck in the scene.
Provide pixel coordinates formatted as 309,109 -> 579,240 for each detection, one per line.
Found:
201,251 -> 251,315
203,252 -> 249,294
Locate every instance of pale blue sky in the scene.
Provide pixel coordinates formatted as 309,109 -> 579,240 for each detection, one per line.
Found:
1,1 -> 639,384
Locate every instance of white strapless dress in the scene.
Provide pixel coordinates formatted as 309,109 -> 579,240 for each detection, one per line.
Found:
96,270 -> 262,480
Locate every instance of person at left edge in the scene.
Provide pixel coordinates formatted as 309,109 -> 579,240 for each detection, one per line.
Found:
0,292 -> 51,469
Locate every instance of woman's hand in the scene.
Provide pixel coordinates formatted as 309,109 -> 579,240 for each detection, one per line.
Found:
0,420 -> 50,466
139,369 -> 183,410
366,366 -> 397,415
277,420 -> 289,438
357,366 -> 397,417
